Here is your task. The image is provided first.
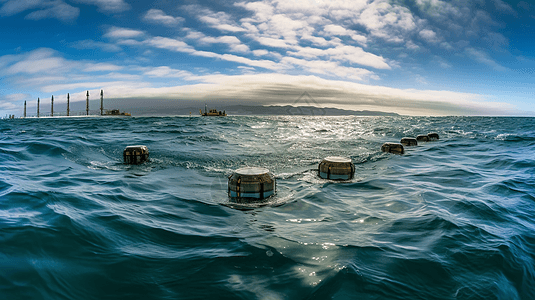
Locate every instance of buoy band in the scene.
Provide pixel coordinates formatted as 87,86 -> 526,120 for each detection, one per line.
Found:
400,137 -> 418,146
428,133 -> 439,140
318,156 -> 355,180
416,135 -> 430,142
381,143 -> 404,154
123,145 -> 149,164
228,167 -> 276,201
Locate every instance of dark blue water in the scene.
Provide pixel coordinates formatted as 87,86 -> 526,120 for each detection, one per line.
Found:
1,116 -> 534,299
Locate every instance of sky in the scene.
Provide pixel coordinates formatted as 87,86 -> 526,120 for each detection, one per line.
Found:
1,0 -> 534,116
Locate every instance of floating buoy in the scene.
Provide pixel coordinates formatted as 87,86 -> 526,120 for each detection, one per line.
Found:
228,167 -> 275,202
123,145 -> 149,164
416,135 -> 430,142
381,143 -> 404,155
318,156 -> 355,180
400,137 -> 418,146
428,133 -> 439,140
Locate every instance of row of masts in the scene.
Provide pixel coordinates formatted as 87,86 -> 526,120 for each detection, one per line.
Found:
23,90 -> 104,118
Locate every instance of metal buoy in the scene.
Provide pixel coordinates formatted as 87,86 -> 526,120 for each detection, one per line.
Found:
428,133 -> 439,140
228,167 -> 276,202
400,137 -> 418,146
318,156 -> 355,180
381,143 -> 404,155
123,145 -> 149,164
416,135 -> 430,142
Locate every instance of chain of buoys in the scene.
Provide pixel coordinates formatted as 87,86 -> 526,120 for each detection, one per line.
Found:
121,132 -> 440,203
382,132 -> 439,155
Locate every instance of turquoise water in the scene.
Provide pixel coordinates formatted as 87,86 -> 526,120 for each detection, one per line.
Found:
0,116 -> 534,299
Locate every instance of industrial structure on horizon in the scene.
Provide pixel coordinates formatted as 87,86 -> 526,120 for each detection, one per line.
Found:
13,90 -> 131,118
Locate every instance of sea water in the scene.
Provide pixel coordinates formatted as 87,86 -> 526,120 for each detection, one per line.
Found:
0,116 -> 534,299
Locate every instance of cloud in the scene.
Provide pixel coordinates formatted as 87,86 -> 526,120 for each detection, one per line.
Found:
185,5 -> 245,32
465,47 -> 506,71
145,36 -> 194,53
323,24 -> 367,45
288,45 -> 390,70
52,73 -> 524,116
143,9 -> 184,26
25,1 -> 79,22
71,0 -> 129,13
419,29 -> 438,43
72,39 -> 122,52
104,27 -> 144,39
0,0 -> 44,16
143,66 -> 194,79
3,48 -> 75,75
0,0 -> 79,22
83,63 -> 122,72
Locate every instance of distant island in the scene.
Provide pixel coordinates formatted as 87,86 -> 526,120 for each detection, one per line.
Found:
128,104 -> 399,116
40,98 -> 399,117
223,105 -> 400,116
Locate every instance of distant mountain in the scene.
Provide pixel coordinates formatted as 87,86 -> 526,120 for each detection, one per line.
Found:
226,105 -> 399,116
43,98 -> 399,117
171,105 -> 399,116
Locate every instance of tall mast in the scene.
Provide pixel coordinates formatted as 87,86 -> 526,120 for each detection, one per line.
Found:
86,90 -> 89,116
67,93 -> 70,116
51,95 -> 54,117
37,98 -> 40,118
100,89 -> 103,116
24,101 -> 26,118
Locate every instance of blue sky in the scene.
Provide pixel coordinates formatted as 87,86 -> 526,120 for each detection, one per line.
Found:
1,0 -> 534,116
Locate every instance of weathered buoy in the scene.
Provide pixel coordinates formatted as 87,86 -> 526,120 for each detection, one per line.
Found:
381,143 -> 404,155
400,137 -> 418,146
228,167 -> 276,202
428,133 -> 439,140
123,145 -> 149,164
416,135 -> 430,142
318,156 -> 355,180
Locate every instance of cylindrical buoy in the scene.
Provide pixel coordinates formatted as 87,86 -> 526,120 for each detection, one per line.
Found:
318,156 -> 354,180
381,143 -> 404,154
416,135 -> 430,142
228,167 -> 276,202
428,133 -> 439,140
123,145 -> 149,164
400,137 -> 418,146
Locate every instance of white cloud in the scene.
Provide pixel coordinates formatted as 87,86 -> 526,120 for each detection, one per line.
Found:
0,0 -> 79,22
419,29 -> 438,43
143,9 -> 184,27
230,44 -> 250,53
4,48 -> 74,75
72,0 -> 129,13
280,57 -> 377,81
185,5 -> 245,32
145,37 -> 194,53
323,24 -> 367,45
252,49 -> 269,56
104,27 -> 144,39
143,66 -> 194,79
465,47 -> 506,71
84,63 -> 122,72
25,1 -> 79,22
288,45 -> 390,70
0,0 -> 44,17
52,73 -> 523,116
72,39 -> 122,52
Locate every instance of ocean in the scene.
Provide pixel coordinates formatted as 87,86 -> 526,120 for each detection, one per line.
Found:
0,116 -> 534,299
